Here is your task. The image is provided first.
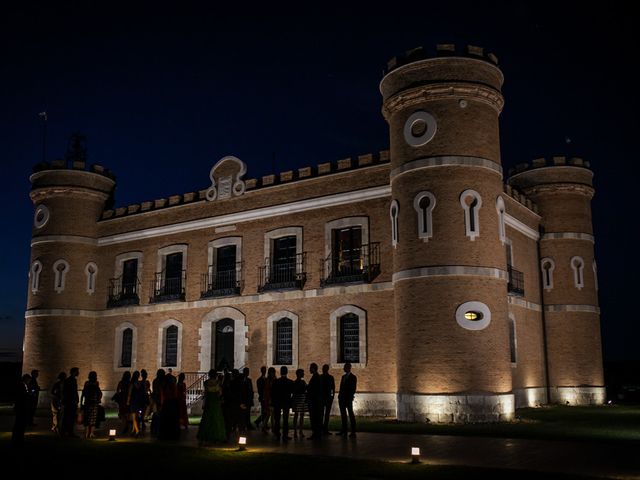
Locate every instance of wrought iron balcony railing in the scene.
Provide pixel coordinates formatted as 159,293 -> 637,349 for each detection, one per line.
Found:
150,270 -> 186,303
107,276 -> 141,308
320,242 -> 381,287
507,266 -> 525,296
258,252 -> 307,292
200,263 -> 242,298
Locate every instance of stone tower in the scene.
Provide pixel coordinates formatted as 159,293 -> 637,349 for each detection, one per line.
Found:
24,160 -> 115,388
381,45 -> 514,422
509,157 -> 605,404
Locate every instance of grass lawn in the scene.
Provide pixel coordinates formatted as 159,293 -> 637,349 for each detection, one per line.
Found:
0,432 -> 601,479
324,405 -> 640,444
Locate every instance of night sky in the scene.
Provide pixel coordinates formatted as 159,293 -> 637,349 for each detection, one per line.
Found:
1,3 -> 637,361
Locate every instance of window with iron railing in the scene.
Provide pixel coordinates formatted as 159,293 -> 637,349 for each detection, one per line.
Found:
320,228 -> 380,286
201,244 -> 241,298
108,258 -> 141,307
258,236 -> 307,291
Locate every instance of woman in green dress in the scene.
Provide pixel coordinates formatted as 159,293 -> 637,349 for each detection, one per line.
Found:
197,369 -> 226,445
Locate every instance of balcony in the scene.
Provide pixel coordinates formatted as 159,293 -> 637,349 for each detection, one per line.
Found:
507,266 -> 525,296
320,242 -> 380,287
150,270 -> 186,303
200,263 -> 242,298
258,252 -> 307,292
107,276 -> 141,308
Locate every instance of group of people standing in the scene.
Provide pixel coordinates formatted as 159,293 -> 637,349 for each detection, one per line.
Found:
12,367 -> 104,445
12,362 -> 358,447
112,368 -> 190,441
197,362 -> 357,445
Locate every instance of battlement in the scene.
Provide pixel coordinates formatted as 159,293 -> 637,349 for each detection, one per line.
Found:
508,156 -> 591,178
503,184 -> 538,214
32,159 -> 116,181
100,150 -> 390,220
385,44 -> 499,74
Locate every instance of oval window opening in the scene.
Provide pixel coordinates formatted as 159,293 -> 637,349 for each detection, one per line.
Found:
464,311 -> 483,321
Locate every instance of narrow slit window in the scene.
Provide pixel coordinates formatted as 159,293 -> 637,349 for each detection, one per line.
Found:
460,190 -> 482,241
390,200 -> 399,247
413,191 -> 436,241
541,258 -> 555,290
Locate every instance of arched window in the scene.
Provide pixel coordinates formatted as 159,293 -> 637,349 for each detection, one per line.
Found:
120,328 -> 133,368
85,262 -> 98,295
164,325 -> 179,367
339,313 -> 360,364
274,317 -> 293,365
460,189 -> 482,241
265,310 -> 299,368
52,259 -> 70,293
413,191 -> 436,241
495,196 -> 506,244
509,315 -> 517,364
30,260 -> 42,294
592,260 -> 598,291
330,305 -> 367,367
158,319 -> 183,370
114,322 -> 137,371
390,200 -> 399,247
571,256 -> 585,290
540,258 -> 555,291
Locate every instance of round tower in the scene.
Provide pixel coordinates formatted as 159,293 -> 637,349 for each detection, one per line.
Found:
508,157 -> 604,404
24,160 -> 115,391
381,45 -> 514,422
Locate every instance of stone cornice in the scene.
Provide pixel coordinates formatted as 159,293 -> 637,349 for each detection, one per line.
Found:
525,183 -> 595,198
382,82 -> 504,119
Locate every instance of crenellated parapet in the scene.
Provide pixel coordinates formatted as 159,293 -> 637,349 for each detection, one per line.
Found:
503,184 -> 538,214
381,44 -> 504,120
508,156 -> 591,177
32,159 -> 116,180
100,150 -> 390,220
384,44 -> 499,74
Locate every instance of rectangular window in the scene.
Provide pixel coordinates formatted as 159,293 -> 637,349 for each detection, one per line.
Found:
216,245 -> 237,289
275,318 -> 293,365
509,319 -> 517,364
122,259 -> 138,296
164,325 -> 178,367
271,235 -> 296,283
165,252 -> 183,295
339,313 -> 360,363
333,226 -> 362,277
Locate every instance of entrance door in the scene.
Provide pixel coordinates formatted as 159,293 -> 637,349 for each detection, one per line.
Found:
213,318 -> 234,371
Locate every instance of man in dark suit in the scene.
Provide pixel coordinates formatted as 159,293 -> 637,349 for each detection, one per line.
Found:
254,366 -> 267,429
306,363 -> 323,439
320,364 -> 335,435
337,362 -> 357,437
271,366 -> 294,440
12,374 -> 31,446
61,367 -> 79,437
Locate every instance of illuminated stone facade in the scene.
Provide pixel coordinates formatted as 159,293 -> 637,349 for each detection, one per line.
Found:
23,45 -> 604,422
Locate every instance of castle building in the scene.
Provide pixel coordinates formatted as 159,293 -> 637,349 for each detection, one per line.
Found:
23,45 -> 604,422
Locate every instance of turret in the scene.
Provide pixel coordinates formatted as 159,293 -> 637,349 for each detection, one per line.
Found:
381,45 -> 514,422
24,159 -> 115,390
509,157 -> 604,404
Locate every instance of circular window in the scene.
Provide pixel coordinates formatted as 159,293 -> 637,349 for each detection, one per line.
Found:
456,301 -> 491,331
403,111 -> 437,147
33,205 -> 50,229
